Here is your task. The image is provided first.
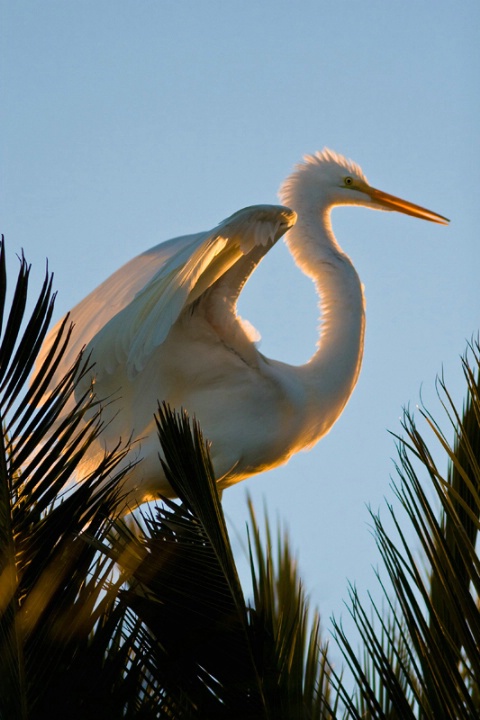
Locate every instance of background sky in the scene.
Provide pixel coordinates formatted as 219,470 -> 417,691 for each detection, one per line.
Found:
2,1 -> 479,667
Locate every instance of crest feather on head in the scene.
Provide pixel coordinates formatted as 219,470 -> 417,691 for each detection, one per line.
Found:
303,148 -> 365,178
279,148 -> 368,206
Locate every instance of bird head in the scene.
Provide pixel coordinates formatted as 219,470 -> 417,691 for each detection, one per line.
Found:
280,148 -> 449,225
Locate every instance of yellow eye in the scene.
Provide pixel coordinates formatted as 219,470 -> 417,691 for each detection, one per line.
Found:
344,176 -> 354,186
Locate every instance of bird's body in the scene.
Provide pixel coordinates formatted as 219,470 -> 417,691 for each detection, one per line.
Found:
34,150 -> 448,503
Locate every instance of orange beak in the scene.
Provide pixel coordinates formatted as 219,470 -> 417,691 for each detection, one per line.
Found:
368,186 -> 449,225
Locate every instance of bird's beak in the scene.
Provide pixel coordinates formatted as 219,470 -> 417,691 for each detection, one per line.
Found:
368,186 -> 449,225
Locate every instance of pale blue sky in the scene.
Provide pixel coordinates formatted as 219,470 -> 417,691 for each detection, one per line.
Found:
2,1 -> 479,659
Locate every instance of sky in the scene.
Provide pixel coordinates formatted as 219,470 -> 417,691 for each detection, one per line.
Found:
2,1 -> 479,667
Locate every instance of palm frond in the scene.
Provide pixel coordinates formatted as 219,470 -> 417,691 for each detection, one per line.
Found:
105,404 -> 341,718
333,342 -> 480,719
0,239 -> 134,719
246,498 -> 340,719
109,404 -> 267,718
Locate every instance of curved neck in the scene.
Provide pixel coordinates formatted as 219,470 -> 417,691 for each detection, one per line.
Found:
286,207 -> 366,444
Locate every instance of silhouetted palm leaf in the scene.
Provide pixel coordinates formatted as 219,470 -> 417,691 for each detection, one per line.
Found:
0,238 -> 134,719
104,403 -> 339,718
246,498 -> 339,718
333,343 -> 480,718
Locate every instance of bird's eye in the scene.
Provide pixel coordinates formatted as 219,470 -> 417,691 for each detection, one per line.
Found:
344,176 -> 354,186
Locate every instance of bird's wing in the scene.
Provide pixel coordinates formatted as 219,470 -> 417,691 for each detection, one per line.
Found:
36,204 -> 296,386
93,204 -> 296,377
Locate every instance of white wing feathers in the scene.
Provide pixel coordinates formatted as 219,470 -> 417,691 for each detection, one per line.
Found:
36,204 -> 296,386
96,233 -> 238,376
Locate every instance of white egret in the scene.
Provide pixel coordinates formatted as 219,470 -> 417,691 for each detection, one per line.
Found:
35,149 -> 449,503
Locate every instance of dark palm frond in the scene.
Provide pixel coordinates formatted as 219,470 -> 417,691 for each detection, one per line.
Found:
428,350 -> 480,663
333,342 -> 480,719
105,403 -> 341,719
246,498 -> 340,720
109,403 -> 267,719
0,239 -> 137,720
155,401 -> 249,622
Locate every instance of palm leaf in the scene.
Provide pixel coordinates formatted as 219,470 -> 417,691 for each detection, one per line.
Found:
246,498 -> 340,719
0,238 -> 135,719
333,342 -> 480,718
109,404 -> 267,718
104,404 -> 341,718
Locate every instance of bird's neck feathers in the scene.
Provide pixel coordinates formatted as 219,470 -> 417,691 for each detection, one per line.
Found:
278,158 -> 366,445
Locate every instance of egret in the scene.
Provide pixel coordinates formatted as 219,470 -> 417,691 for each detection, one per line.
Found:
35,149 -> 449,503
